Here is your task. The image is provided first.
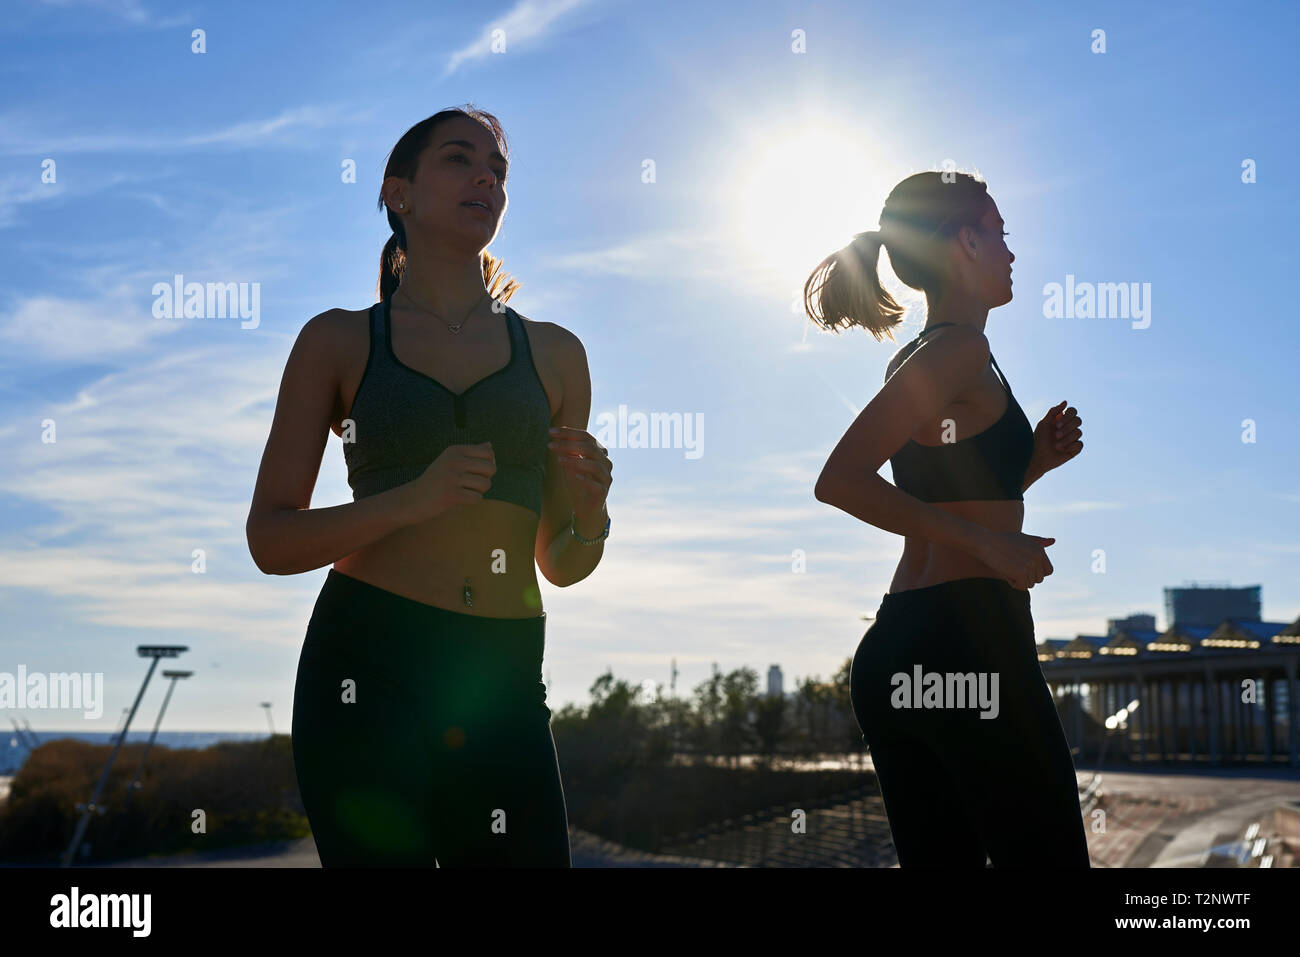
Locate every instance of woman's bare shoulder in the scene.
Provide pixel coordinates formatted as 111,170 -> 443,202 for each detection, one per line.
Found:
510,306 -> 586,367
306,303 -> 371,353
884,324 -> 987,383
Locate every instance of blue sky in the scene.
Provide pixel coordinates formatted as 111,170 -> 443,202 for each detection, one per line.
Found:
1,0 -> 1297,733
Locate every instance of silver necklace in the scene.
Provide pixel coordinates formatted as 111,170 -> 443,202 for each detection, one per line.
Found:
395,283 -> 489,335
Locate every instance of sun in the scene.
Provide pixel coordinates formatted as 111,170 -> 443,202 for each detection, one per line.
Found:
724,120 -> 891,303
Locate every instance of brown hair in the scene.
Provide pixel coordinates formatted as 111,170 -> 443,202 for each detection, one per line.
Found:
802,170 -> 990,341
376,105 -> 521,304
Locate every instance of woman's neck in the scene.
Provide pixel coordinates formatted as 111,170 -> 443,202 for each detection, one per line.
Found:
924,293 -> 989,334
394,238 -> 492,316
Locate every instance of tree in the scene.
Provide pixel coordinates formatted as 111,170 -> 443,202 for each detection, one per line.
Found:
718,668 -> 759,767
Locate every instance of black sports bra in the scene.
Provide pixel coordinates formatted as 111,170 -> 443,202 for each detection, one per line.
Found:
886,323 -> 1034,503
342,295 -> 551,515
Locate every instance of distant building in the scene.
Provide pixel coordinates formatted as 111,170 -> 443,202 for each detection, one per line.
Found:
1039,582 -> 1298,768
1107,613 -> 1155,637
1165,583 -> 1261,628
767,664 -> 783,698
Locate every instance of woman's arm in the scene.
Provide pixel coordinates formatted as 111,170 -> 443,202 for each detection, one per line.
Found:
535,327 -> 606,587
814,325 -> 995,560
818,470 -> 993,557
245,311 -> 421,575
1021,462 -> 1048,495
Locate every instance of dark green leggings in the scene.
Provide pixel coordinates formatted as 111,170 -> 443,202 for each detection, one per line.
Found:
291,569 -> 571,867
851,577 -> 1091,868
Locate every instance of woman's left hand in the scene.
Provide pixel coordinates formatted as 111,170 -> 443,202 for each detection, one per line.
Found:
1029,401 -> 1084,475
548,426 -> 613,524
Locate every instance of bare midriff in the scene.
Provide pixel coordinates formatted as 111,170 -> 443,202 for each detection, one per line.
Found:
333,504 -> 546,619
887,499 -> 1023,593
328,305 -> 559,620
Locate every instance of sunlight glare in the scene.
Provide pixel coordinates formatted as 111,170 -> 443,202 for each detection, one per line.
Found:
726,122 -> 888,301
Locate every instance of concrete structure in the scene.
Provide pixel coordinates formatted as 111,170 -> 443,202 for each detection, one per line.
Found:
1041,614 -> 1300,768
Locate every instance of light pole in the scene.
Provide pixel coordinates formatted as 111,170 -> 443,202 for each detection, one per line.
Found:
5,719 -> 36,775
8,718 -> 36,751
260,702 -> 275,736
7,718 -> 36,756
61,644 -> 188,867
122,670 -> 193,809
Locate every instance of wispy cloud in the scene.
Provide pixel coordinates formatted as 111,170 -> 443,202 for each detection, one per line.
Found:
0,104 -> 370,156
1029,500 -> 1129,513
0,294 -> 182,361
0,191 -> 321,360
0,168 -> 177,228
443,0 -> 598,77
539,220 -> 935,315
734,449 -> 824,498
539,487 -> 899,678
37,0 -> 193,28
1139,541 -> 1298,575
0,328 -> 307,644
0,172 -> 56,229
539,226 -> 738,284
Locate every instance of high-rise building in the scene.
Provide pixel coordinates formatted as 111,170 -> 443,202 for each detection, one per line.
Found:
767,664 -> 783,698
1164,583 -> 1261,628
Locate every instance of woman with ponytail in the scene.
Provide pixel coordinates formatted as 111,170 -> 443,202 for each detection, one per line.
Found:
808,170 -> 1089,867
246,106 -> 613,866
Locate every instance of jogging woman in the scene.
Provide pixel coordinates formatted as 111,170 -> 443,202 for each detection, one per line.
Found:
806,170 -> 1089,868
245,106 -> 613,867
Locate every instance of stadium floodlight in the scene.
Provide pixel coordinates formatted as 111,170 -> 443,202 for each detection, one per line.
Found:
60,645 -> 188,866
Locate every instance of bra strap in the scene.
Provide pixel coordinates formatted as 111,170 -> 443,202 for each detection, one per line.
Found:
504,304 -> 522,352
920,321 -> 1008,395
989,353 -> 1014,397
915,321 -> 958,339
372,298 -> 388,367
897,321 -> 958,366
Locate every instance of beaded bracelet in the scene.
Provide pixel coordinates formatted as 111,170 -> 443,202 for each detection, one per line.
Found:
570,509 -> 610,545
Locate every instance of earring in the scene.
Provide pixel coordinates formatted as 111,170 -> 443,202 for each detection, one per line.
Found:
399,202 -> 404,209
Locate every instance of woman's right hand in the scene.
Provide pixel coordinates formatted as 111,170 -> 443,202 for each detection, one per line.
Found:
975,529 -> 1055,590
400,442 -> 497,524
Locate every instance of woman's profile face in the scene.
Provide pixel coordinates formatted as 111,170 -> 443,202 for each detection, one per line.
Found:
971,197 -> 1014,308
400,114 -> 509,253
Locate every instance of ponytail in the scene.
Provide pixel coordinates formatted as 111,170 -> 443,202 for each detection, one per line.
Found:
378,231 -> 406,302
481,249 -> 519,304
803,229 -> 905,341
805,169 -> 990,342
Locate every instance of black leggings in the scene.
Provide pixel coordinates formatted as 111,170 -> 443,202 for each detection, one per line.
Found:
850,577 -> 1091,868
291,569 -> 571,867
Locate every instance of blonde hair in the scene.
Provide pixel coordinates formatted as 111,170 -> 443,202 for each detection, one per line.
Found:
803,170 -> 990,342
